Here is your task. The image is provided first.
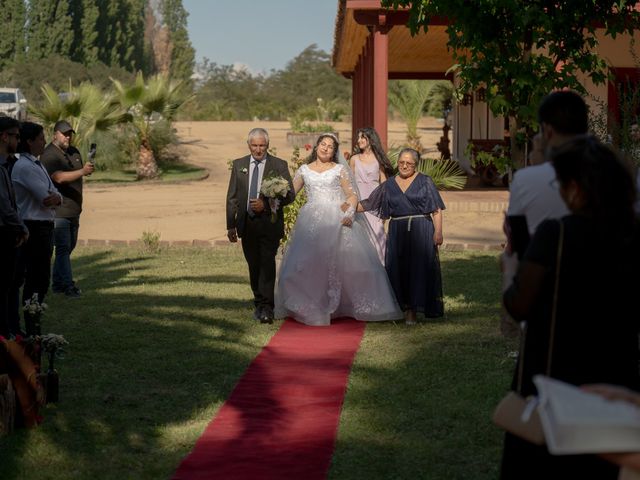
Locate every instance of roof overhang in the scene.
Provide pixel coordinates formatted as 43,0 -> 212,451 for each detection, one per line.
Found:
332,0 -> 456,78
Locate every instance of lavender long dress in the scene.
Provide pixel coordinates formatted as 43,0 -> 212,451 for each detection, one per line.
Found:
354,157 -> 386,264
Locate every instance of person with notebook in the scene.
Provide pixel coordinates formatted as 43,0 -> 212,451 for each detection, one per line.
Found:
500,136 -> 640,478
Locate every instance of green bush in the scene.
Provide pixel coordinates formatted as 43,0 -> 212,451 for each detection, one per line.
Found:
90,125 -> 137,171
282,147 -> 307,247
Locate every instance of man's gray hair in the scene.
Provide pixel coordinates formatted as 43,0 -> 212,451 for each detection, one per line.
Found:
247,128 -> 269,144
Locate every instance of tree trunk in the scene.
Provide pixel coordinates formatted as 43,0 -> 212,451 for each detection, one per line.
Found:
136,140 -> 158,179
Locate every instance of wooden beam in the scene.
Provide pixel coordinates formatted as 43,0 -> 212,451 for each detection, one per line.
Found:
388,71 -> 453,80
353,10 -> 449,26
346,0 -> 385,9
372,26 -> 389,149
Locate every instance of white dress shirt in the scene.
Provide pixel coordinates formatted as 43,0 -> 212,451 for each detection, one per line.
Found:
507,162 -> 569,236
11,152 -> 61,221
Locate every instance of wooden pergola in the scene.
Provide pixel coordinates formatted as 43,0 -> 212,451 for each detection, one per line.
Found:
332,0 -> 455,149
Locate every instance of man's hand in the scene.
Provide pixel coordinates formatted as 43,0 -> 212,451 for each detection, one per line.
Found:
82,163 -> 95,176
227,228 -> 238,243
42,193 -> 62,207
433,231 -> 443,246
249,198 -> 265,214
341,217 -> 353,227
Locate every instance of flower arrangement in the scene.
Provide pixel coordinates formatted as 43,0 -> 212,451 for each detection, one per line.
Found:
39,334 -> 68,404
40,334 -> 68,358
260,173 -> 290,223
23,293 -> 47,316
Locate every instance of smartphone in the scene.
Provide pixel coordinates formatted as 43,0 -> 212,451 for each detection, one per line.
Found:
88,143 -> 97,163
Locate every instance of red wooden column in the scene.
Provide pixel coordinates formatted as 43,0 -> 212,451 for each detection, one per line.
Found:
372,24 -> 389,149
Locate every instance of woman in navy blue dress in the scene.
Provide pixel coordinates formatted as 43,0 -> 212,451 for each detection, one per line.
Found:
360,148 -> 445,324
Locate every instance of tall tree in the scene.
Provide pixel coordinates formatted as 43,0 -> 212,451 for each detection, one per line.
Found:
383,0 -> 640,167
0,0 -> 27,68
160,0 -> 195,81
263,44 -> 350,118
95,0 -> 146,71
26,0 -> 73,60
68,0 -> 100,65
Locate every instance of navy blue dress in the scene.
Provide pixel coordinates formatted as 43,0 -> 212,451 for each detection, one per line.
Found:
362,173 -> 446,317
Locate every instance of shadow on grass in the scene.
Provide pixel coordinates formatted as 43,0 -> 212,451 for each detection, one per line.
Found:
0,249 -> 512,480
329,252 -> 514,480
0,246 -> 274,479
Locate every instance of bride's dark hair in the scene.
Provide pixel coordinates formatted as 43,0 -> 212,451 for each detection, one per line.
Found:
307,133 -> 340,164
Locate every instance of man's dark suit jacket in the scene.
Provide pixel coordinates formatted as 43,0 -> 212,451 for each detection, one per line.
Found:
226,154 -> 294,238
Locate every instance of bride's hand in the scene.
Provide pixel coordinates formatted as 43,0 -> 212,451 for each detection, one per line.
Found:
340,202 -> 350,212
341,217 -> 353,227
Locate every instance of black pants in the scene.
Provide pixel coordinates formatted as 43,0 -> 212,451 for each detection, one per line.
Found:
240,215 -> 281,311
0,232 -> 18,337
9,220 -> 54,334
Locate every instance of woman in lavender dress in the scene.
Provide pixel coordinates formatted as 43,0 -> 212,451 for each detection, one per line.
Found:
349,127 -> 395,264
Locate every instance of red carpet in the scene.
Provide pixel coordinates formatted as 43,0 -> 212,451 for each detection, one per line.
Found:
173,318 -> 366,480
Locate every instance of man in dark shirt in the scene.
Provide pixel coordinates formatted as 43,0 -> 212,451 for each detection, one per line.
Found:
0,117 -> 28,336
40,120 -> 94,298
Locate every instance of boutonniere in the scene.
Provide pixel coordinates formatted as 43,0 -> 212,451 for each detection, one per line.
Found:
241,167 -> 248,174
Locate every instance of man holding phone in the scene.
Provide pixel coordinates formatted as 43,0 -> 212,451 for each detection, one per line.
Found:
40,120 -> 94,298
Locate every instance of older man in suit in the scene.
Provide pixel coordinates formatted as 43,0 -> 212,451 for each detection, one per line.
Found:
226,128 -> 294,324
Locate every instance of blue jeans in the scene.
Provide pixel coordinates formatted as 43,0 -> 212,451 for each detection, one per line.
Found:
52,217 -> 79,292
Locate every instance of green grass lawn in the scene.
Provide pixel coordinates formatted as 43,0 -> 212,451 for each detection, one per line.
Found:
86,162 -> 208,184
0,246 -> 516,480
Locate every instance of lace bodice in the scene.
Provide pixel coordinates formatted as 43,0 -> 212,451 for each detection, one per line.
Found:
294,164 -> 357,205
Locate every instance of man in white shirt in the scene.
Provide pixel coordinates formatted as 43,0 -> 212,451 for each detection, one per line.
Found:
501,91 -> 589,338
507,91 -> 589,237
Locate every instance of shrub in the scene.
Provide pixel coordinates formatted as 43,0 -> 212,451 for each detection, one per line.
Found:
282,147 -> 307,247
139,230 -> 161,254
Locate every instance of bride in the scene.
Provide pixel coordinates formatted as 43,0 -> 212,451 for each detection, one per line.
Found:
275,133 -> 402,326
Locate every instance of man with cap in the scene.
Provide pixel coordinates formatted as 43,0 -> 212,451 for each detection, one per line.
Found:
40,120 -> 94,298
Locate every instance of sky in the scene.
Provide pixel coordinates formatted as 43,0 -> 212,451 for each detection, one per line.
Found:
182,0 -> 339,75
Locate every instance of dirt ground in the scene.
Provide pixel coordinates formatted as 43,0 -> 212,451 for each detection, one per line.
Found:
79,119 -> 508,246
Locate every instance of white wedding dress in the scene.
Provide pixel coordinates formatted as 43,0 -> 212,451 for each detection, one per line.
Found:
275,163 -> 402,326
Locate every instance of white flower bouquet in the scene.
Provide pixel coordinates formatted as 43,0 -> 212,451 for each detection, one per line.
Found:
23,293 -> 47,315
260,173 -> 290,223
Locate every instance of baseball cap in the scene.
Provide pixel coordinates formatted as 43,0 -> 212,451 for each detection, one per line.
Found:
53,120 -> 75,134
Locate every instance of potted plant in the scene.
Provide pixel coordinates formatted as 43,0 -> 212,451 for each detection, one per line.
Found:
466,142 -> 511,186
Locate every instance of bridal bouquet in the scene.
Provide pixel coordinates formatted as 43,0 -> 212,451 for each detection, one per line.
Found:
260,173 -> 290,223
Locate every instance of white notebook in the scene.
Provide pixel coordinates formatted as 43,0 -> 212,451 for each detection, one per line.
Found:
533,375 -> 640,455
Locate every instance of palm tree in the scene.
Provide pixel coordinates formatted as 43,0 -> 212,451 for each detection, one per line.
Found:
111,73 -> 193,179
388,146 -> 467,190
388,80 -> 434,151
30,82 -> 125,156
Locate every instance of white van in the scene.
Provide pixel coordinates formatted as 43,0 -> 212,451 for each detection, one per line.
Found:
0,88 -> 27,121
